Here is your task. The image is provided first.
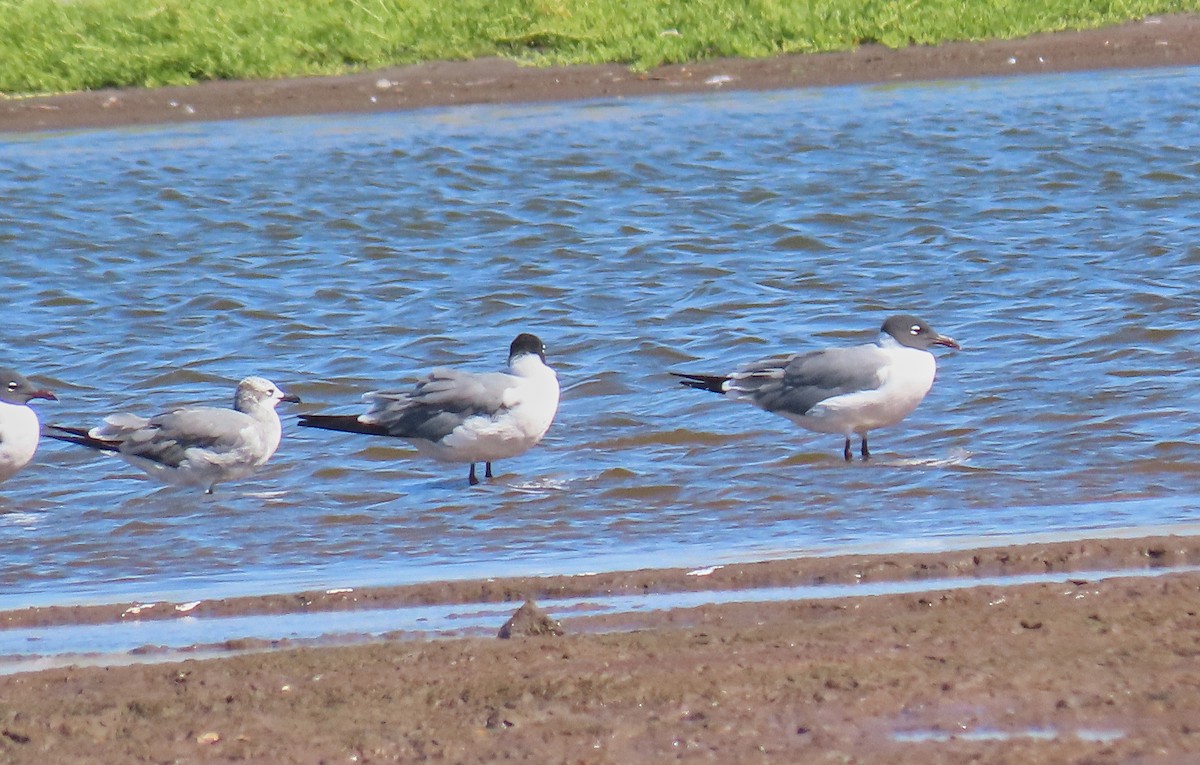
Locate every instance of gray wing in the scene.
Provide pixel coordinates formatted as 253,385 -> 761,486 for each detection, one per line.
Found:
727,345 -> 887,416
97,407 -> 259,467
361,367 -> 515,443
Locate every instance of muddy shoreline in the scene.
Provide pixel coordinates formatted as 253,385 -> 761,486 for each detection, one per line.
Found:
3,15 -> 1200,134
1,558 -> 1198,763
3,533 -> 1196,630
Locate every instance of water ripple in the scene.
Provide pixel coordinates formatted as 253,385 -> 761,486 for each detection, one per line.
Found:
1,67 -> 1200,606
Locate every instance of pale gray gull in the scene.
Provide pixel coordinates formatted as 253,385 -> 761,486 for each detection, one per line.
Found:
298,333 -> 559,486
0,367 -> 57,483
46,376 -> 299,493
673,314 -> 960,461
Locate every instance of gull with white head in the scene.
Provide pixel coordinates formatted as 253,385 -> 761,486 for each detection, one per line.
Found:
46,376 -> 300,493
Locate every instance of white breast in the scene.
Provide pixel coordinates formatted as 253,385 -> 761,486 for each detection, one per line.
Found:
0,402 -> 41,482
798,346 -> 937,435
246,406 -> 284,465
504,357 -> 560,438
430,357 -> 560,464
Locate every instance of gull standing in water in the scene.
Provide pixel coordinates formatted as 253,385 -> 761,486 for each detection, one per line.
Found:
299,333 -> 560,486
46,377 -> 300,493
0,367 -> 57,483
673,314 -> 960,461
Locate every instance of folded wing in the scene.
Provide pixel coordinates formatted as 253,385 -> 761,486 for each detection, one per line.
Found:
300,368 -> 518,444
728,346 -> 887,416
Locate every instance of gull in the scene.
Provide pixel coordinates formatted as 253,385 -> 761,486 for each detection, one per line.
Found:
0,368 -> 57,483
299,333 -> 560,486
673,314 -> 960,461
46,377 -> 300,493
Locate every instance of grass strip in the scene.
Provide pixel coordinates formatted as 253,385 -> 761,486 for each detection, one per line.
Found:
1,0 -> 1197,96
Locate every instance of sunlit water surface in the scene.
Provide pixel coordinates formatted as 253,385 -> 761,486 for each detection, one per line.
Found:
1,67 -> 1199,609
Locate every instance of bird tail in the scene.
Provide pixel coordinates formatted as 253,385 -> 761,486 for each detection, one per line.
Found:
297,414 -> 391,437
44,425 -> 122,453
670,372 -> 729,395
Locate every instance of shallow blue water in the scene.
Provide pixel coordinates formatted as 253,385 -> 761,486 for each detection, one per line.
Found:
1,66 -> 1199,608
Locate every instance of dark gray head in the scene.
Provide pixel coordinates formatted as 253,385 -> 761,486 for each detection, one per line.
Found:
880,315 -> 961,351
234,376 -> 301,413
509,333 -> 547,363
0,367 -> 57,406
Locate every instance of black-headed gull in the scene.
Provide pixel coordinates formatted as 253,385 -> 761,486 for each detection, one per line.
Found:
299,333 -> 560,486
673,314 -> 960,460
46,377 -> 299,493
0,368 -> 57,483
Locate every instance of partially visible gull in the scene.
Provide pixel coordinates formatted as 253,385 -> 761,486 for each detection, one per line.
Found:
673,314 -> 960,461
46,376 -> 299,493
0,367 -> 57,483
299,333 -> 560,486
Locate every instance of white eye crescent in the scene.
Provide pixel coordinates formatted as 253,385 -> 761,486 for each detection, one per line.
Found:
910,324 -> 922,335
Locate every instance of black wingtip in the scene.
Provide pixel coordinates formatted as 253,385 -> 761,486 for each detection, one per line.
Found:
670,372 -> 729,395
298,413 -> 392,437
43,425 -> 122,453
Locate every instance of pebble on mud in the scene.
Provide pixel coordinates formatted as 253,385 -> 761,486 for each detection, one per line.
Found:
497,599 -> 564,639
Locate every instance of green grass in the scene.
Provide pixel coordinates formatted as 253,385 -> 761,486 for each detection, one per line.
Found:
0,0 -> 1197,96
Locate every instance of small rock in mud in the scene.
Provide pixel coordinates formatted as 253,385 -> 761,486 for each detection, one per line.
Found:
485,708 -> 517,729
129,644 -> 170,655
497,599 -> 563,639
